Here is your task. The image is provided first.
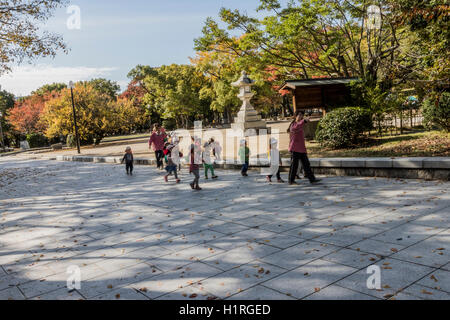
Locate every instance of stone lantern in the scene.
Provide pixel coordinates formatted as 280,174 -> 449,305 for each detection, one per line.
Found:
231,71 -> 267,135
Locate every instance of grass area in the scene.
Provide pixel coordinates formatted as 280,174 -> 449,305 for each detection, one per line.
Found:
281,130 -> 450,158
102,133 -> 149,142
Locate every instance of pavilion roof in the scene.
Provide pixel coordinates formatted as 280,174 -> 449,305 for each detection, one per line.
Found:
281,77 -> 359,90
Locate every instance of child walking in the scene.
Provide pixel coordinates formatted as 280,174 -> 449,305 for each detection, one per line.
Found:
238,139 -> 250,177
203,142 -> 218,179
210,138 -> 222,161
121,146 -> 134,175
267,138 -> 284,183
171,135 -> 182,172
189,137 -> 202,190
164,142 -> 180,183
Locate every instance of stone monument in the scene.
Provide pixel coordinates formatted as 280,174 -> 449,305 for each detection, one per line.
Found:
231,71 -> 268,135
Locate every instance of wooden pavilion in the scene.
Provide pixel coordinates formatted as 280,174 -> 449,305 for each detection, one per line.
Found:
280,77 -> 358,116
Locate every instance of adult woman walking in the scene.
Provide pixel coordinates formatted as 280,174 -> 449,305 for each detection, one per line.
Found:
149,124 -> 167,170
287,111 -> 321,185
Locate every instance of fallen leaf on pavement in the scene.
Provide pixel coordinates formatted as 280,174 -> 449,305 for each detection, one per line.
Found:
421,289 -> 433,295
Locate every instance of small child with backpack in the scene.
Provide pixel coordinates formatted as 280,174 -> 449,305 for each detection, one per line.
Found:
121,146 -> 134,175
164,142 -> 180,183
189,136 -> 202,190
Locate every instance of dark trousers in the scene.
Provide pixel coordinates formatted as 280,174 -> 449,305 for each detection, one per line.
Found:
241,162 -> 249,174
289,152 -> 315,183
166,166 -> 178,179
268,168 -> 281,180
192,168 -> 200,187
125,162 -> 133,174
155,150 -> 164,168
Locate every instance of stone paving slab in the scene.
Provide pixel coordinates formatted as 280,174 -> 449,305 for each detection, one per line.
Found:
90,285 -> 149,300
77,262 -> 162,299
417,269 -> 450,293
390,232 -> 449,269
226,285 -> 295,300
199,261 -> 286,299
32,287 -> 85,300
335,258 -> 436,299
259,241 -> 340,270
130,262 -> 223,299
262,259 -> 358,299
392,284 -> 449,300
156,283 -> 218,300
304,284 -> 380,300
0,286 -> 25,300
0,157 -> 449,300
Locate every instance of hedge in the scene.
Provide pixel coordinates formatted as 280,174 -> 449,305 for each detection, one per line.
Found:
315,107 -> 373,149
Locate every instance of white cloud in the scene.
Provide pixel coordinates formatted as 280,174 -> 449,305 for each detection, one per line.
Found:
0,64 -> 118,97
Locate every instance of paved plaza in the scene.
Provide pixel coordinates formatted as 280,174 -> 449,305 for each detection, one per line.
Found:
0,157 -> 449,300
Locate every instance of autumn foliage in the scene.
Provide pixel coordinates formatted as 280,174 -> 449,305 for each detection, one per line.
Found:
8,95 -> 47,134
42,83 -> 148,145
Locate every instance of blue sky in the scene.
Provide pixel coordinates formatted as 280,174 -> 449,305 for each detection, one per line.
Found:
0,0 -> 267,96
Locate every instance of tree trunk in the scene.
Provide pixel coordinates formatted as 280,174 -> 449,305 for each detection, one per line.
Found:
400,112 -> 403,135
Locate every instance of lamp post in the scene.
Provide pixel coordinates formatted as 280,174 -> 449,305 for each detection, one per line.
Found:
0,111 -> 5,152
69,81 -> 81,154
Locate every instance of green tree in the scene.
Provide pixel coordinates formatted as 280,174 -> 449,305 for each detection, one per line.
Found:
389,0 -> 449,84
136,64 -> 210,128
32,83 -> 67,96
0,89 -> 15,145
422,92 -> 450,132
195,0 -> 408,86
85,78 -> 121,101
191,49 -> 241,123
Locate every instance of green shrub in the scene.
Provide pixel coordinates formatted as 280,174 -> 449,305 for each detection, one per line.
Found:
49,135 -> 63,145
26,133 -> 49,149
316,107 -> 373,149
162,118 -> 177,131
422,92 -> 450,132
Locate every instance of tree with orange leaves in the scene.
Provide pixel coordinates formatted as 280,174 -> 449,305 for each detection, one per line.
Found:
8,95 -> 47,135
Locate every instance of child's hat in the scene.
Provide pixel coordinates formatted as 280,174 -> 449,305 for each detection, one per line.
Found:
240,139 -> 246,145
270,137 -> 278,145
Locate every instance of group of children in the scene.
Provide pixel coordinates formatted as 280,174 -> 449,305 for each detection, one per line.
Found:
122,130 -> 292,190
